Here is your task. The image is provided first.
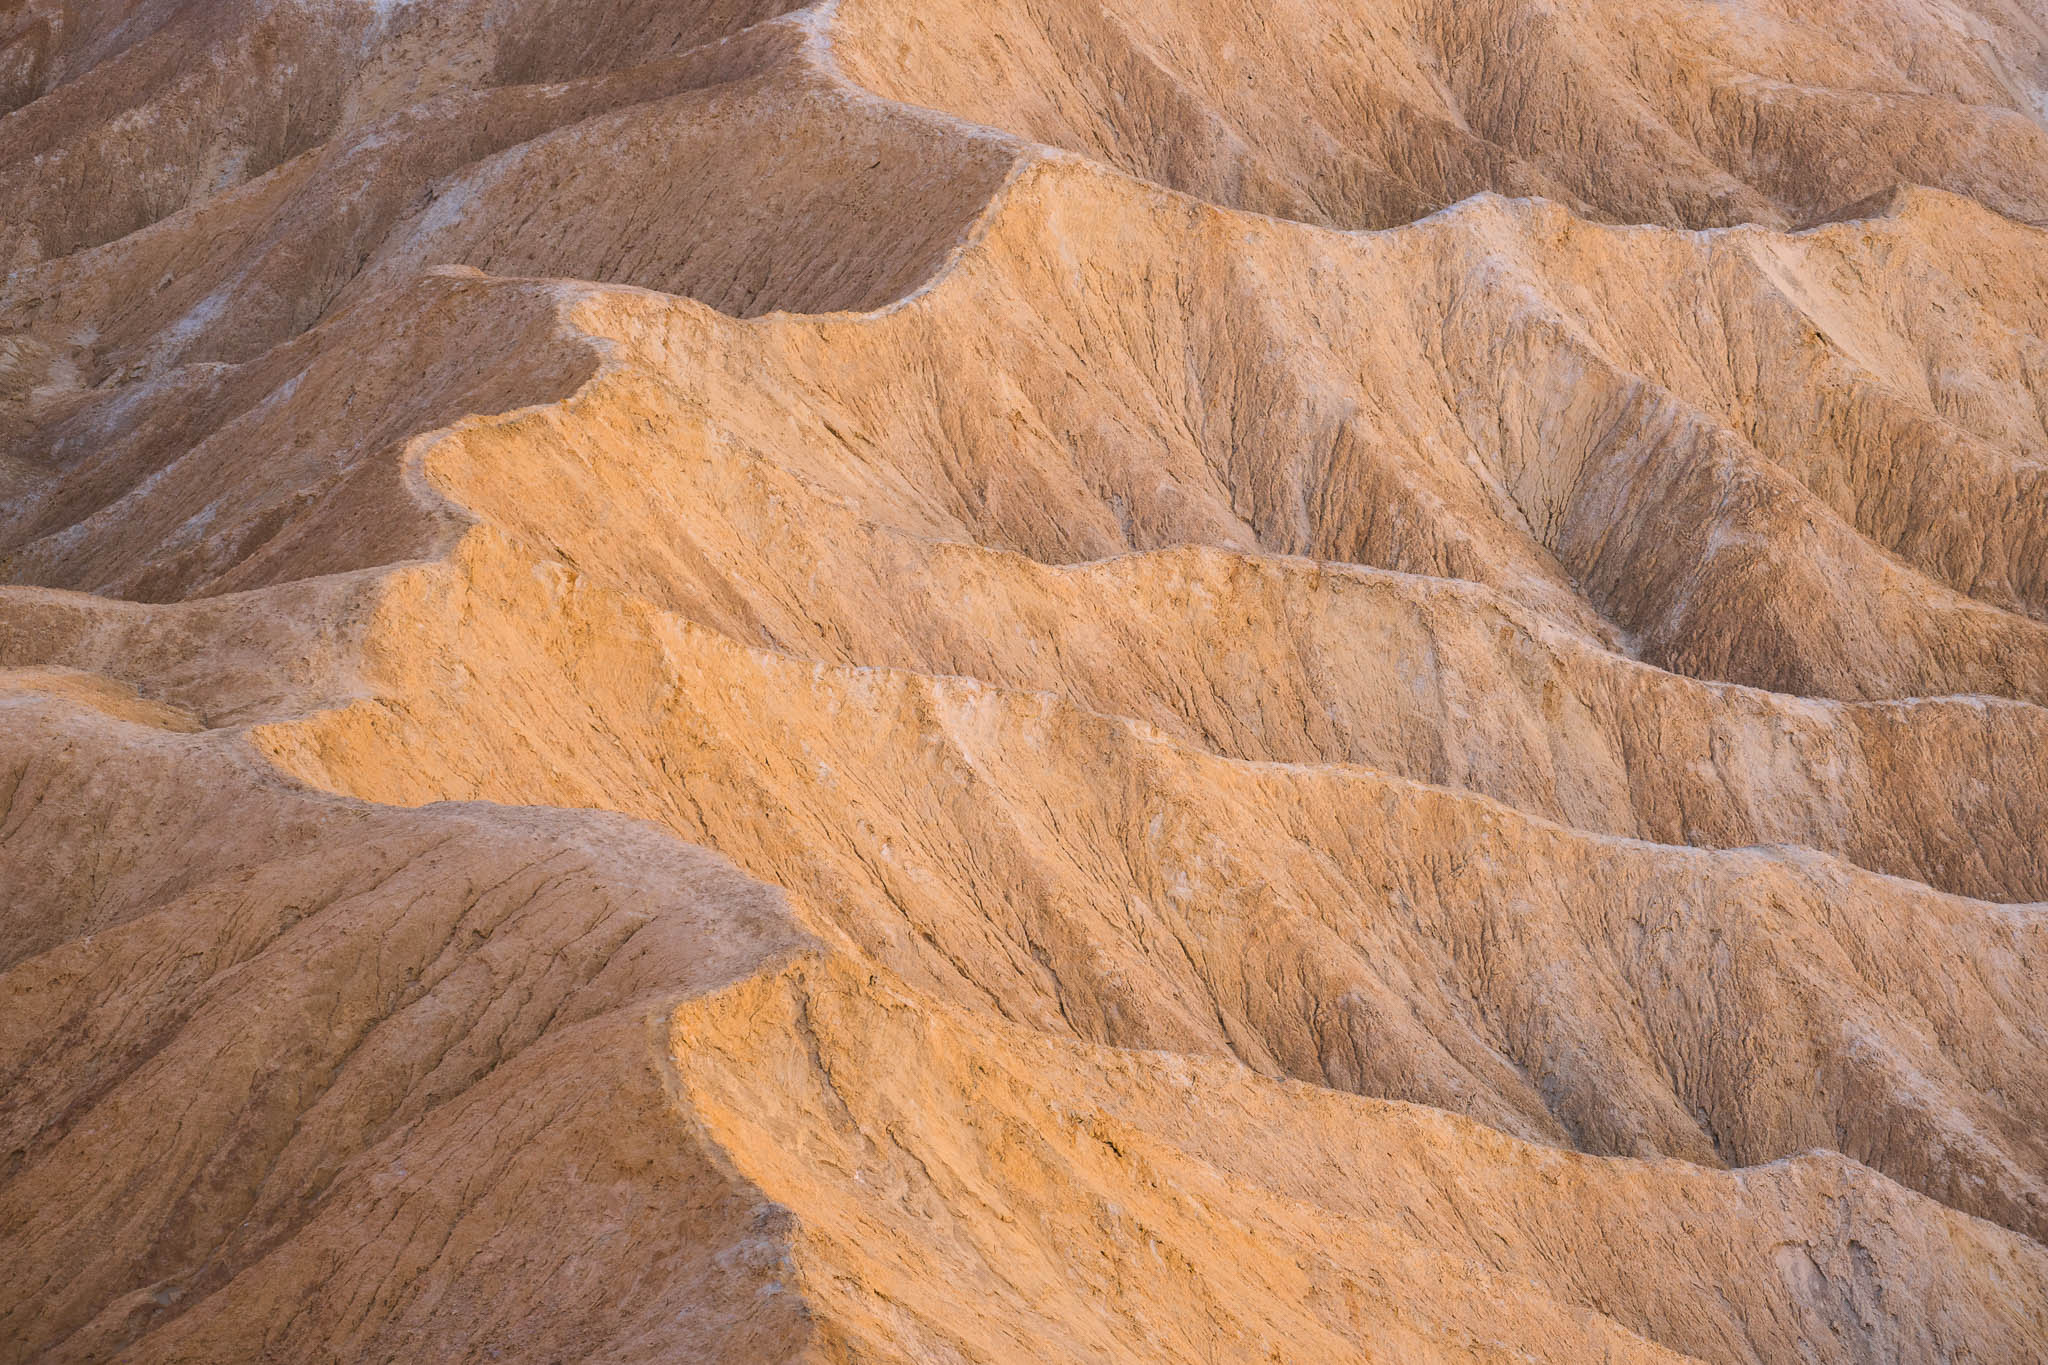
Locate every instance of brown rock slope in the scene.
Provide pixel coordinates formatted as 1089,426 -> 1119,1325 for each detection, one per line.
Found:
4,1 -> 2047,1361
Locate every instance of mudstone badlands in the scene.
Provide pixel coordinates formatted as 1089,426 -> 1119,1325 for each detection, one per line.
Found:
4,0 -> 2048,1360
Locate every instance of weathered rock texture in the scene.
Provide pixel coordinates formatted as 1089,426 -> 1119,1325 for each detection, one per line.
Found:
3,1 -> 2047,1361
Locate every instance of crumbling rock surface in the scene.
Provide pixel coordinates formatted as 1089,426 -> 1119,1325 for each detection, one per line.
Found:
4,1 -> 2047,1361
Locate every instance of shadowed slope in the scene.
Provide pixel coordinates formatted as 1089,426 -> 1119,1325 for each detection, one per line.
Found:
0,0 -> 818,264
0,693 -> 819,1364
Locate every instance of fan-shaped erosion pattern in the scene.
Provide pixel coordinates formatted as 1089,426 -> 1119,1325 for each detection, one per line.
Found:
4,1 -> 2047,1361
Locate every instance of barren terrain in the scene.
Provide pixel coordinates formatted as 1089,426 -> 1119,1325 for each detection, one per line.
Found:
4,0 -> 2048,1360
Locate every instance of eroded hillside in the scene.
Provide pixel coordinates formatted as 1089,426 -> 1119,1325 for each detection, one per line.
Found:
4,1 -> 2047,1361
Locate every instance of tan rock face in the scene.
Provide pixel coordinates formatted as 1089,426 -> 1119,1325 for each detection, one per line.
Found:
3,1 -> 2046,1361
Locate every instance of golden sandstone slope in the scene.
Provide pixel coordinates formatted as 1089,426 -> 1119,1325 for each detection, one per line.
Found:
4,0 -> 2048,1359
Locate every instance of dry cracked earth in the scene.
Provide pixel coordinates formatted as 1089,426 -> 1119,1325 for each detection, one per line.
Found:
4,0 -> 2048,1360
